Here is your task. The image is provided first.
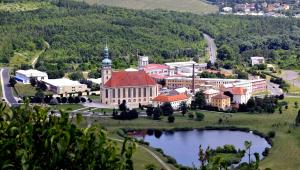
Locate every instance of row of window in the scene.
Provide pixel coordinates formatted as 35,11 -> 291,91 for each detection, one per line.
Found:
105,87 -> 153,98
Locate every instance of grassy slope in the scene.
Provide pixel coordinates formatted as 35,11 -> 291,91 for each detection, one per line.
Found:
89,97 -> 300,170
14,83 -> 53,97
82,0 -> 218,14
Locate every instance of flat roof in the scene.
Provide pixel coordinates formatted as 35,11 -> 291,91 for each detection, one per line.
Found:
43,78 -> 84,87
16,69 -> 48,77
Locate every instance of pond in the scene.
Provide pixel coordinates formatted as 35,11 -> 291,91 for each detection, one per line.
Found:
131,129 -> 271,167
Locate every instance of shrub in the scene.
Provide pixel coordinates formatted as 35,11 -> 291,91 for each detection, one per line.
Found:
195,112 -> 205,121
168,115 -> 175,123
166,156 -> 177,164
267,130 -> 276,138
218,118 -> 223,124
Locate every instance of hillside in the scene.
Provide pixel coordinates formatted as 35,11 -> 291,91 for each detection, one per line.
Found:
82,0 -> 218,15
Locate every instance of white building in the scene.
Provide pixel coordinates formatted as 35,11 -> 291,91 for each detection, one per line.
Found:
138,55 -> 149,69
203,88 -> 220,104
43,78 -> 88,95
15,69 -> 48,84
251,56 -> 265,66
231,87 -> 248,104
223,7 -> 233,13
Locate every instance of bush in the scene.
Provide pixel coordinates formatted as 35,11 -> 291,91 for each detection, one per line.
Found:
168,115 -> 175,123
262,147 -> 270,156
267,130 -> 276,138
195,112 -> 205,121
188,113 -> 194,119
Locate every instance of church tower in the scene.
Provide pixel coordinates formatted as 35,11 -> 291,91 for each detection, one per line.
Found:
101,45 -> 112,86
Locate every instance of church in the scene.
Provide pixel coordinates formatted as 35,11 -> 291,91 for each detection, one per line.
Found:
100,46 -> 159,107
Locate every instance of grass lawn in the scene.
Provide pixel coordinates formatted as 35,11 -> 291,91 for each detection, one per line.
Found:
9,50 -> 45,68
50,104 -> 85,111
88,97 -> 300,170
82,0 -> 218,15
88,95 -> 101,102
0,1 -> 53,12
252,90 -> 271,96
287,82 -> 300,94
0,76 -> 2,98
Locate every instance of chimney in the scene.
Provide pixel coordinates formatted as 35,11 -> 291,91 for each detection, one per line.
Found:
192,64 -> 195,94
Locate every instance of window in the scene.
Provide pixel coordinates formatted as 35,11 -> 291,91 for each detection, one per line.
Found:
123,88 -> 126,98
133,88 -> 136,97
150,87 -> 152,97
144,88 -> 147,97
112,89 -> 115,98
128,88 -> 131,98
118,89 -> 120,98
138,88 -> 141,97
105,89 -> 108,98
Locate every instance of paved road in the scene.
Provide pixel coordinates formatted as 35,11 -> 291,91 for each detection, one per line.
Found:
203,33 -> 217,64
0,68 -> 19,107
282,70 -> 300,89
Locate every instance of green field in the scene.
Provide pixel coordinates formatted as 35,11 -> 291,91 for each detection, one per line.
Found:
0,74 -> 2,98
82,0 -> 218,14
87,97 -> 300,170
50,104 -> 85,111
0,2 -> 53,12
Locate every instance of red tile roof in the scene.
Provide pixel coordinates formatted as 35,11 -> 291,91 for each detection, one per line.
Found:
212,93 -> 230,99
104,71 -> 156,88
153,93 -> 189,102
231,87 -> 246,95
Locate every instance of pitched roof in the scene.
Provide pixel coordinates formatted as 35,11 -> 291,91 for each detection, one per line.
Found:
142,64 -> 169,71
104,71 -> 156,88
231,87 -> 247,95
212,93 -> 230,100
203,88 -> 220,95
153,93 -> 189,102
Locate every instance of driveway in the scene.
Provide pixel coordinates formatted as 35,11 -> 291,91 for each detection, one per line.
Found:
0,68 -> 19,107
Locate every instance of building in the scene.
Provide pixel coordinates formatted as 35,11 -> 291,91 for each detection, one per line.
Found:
250,79 -> 267,93
203,88 -> 220,104
43,78 -> 88,95
231,87 -> 247,104
223,7 -> 233,13
152,93 -> 191,109
211,93 -> 231,110
101,46 -> 158,107
251,56 -> 265,66
15,69 -> 48,84
138,55 -> 149,69
165,77 -> 203,89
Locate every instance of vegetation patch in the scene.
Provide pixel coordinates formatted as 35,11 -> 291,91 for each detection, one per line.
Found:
0,2 -> 53,12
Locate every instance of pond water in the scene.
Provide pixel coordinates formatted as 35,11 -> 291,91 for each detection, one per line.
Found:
132,129 -> 271,167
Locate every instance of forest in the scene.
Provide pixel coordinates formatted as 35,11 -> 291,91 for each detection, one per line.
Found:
0,0 -> 300,79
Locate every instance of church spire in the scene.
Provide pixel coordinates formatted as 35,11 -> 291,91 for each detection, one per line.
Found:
102,45 -> 112,68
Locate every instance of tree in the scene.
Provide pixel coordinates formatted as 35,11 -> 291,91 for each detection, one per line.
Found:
30,77 -> 37,87
279,106 -> 282,114
0,101 -> 135,169
74,96 -> 81,103
168,115 -> 175,123
119,100 -> 127,112
296,110 -> 300,126
37,81 -> 47,91
9,77 -> 17,87
295,101 -> 299,108
199,145 -> 210,170
194,91 -> 207,109
153,107 -> 162,120
244,140 -> 252,165
34,89 -> 45,103
146,106 -> 154,117
196,112 -> 205,121
217,44 -> 234,61
160,102 -> 173,116
69,71 -> 84,80
179,101 -> 188,116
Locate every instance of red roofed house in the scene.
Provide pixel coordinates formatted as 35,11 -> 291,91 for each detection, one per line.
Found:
152,93 -> 191,109
231,87 -> 247,104
101,46 -> 158,107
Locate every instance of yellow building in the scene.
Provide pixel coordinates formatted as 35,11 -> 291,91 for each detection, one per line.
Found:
211,93 -> 231,110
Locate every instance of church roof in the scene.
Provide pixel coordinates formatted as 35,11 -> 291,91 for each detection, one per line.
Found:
104,71 -> 156,88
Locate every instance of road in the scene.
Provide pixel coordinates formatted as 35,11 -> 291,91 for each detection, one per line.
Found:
203,33 -> 217,64
282,70 -> 300,89
0,68 -> 19,107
